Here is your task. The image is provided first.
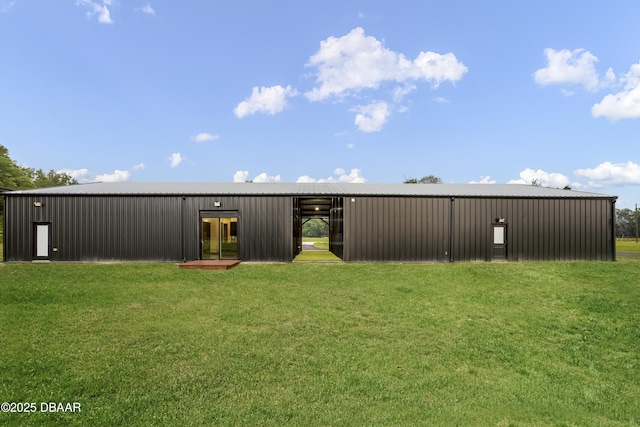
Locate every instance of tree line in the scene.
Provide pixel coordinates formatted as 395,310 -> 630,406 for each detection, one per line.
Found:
616,208 -> 639,238
0,145 -> 77,190
1,145 -> 78,239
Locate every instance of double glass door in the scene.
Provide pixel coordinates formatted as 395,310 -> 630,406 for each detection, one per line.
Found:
201,214 -> 238,259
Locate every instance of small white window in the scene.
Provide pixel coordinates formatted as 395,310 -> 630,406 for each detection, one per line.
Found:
493,226 -> 505,245
36,224 -> 49,257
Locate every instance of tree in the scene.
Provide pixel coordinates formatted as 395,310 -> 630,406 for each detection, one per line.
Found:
1,145 -> 35,242
0,145 -> 77,190
302,219 -> 328,237
1,144 -> 78,240
21,167 -> 77,188
0,145 -> 35,190
403,175 -> 443,184
616,208 -> 637,238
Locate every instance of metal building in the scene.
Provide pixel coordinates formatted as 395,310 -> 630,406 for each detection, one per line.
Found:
2,182 -> 617,263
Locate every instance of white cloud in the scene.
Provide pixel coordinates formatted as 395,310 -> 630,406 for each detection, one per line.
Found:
233,170 -> 281,182
508,168 -> 571,188
96,169 -> 131,182
133,163 -> 145,170
141,4 -> 155,15
295,175 -> 316,183
411,51 -> 469,87
470,176 -> 496,184
169,153 -> 183,168
234,85 -> 298,118
534,49 -> 640,121
0,1 -> 15,13
191,132 -> 220,143
296,168 -> 367,183
58,168 -> 92,183
304,27 -> 467,101
233,170 -> 250,183
352,102 -> 390,132
592,62 -> 640,121
76,0 -> 113,24
392,84 -> 417,103
432,96 -> 450,104
534,48 -> 611,91
252,173 -> 281,183
58,167 -> 132,183
574,161 -> 640,187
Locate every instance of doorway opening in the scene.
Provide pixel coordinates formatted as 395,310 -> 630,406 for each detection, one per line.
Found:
200,211 -> 238,260
293,197 -> 343,261
491,223 -> 507,261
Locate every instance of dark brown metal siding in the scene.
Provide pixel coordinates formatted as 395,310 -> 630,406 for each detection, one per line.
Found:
237,196 -> 293,262
329,197 -> 344,258
343,196 -> 450,262
4,193 -> 614,263
452,197 -> 615,261
182,195 -> 292,262
293,197 -> 302,257
4,195 -> 183,261
5,194 -> 293,262
4,196 -> 33,261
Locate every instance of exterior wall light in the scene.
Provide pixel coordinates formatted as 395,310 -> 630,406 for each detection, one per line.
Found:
214,201 -> 221,207
496,217 -> 506,223
33,201 -> 43,207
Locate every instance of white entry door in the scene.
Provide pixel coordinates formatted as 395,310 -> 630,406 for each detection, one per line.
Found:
34,223 -> 51,259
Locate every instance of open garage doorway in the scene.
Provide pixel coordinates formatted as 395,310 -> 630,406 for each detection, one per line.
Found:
293,197 -> 343,261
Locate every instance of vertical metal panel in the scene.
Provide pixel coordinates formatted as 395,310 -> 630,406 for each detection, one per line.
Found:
454,197 -> 501,262
293,197 -> 302,257
4,196 -> 34,261
4,193 -> 615,263
451,197 -> 615,262
247,195 -> 288,261
245,195 -> 291,262
183,195 -> 292,262
343,196 -> 450,262
329,197 -> 344,259
4,195 -> 183,261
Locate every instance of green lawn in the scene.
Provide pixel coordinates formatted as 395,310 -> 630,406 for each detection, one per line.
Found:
1,261 -> 639,426
302,236 -> 329,250
293,250 -> 342,262
617,238 -> 640,253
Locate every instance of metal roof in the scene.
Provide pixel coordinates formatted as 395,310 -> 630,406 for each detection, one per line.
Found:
4,182 -> 617,199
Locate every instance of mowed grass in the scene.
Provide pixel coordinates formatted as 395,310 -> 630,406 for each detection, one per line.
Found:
302,237 -> 329,250
617,238 -> 640,253
293,250 -> 341,262
1,261 -> 639,426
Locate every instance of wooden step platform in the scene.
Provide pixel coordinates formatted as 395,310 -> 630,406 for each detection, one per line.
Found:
178,260 -> 241,270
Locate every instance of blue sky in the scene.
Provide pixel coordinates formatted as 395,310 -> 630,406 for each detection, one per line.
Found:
1,1 -> 639,208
